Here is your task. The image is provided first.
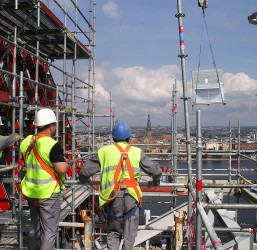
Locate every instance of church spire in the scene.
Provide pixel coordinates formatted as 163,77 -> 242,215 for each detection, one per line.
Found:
146,109 -> 151,136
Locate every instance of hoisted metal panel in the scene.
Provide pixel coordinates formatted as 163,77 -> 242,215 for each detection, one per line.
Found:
192,69 -> 225,106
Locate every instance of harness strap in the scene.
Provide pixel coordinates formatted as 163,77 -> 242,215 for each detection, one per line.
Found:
114,144 -> 142,204
27,197 -> 43,207
33,146 -> 60,189
24,135 -> 60,189
110,205 -> 138,223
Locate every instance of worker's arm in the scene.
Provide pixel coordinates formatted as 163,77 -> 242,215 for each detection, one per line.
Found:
0,133 -> 20,150
50,143 -> 69,174
139,153 -> 162,185
79,157 -> 100,184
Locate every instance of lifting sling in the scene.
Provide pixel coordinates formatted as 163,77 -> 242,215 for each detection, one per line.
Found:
193,9 -> 225,106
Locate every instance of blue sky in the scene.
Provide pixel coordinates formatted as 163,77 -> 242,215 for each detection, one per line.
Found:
48,0 -> 257,127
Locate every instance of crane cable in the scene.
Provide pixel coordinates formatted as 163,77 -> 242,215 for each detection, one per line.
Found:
195,9 -> 224,104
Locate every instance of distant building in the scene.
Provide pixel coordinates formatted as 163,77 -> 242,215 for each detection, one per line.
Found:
146,109 -> 151,137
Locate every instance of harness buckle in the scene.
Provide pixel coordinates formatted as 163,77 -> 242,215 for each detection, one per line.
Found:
120,184 -> 127,189
121,152 -> 128,160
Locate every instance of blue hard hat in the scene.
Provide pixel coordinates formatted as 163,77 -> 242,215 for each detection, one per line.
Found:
112,121 -> 132,140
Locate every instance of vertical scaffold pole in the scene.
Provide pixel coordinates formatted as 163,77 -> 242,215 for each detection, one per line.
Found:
18,71 -> 24,249
173,81 -> 178,190
175,1 -> 193,249
62,0 -> 68,150
55,85 -> 59,141
237,120 -> 241,185
110,91 -> 113,144
89,0 -> 96,152
196,110 -> 203,249
71,1 -> 78,247
11,26 -> 17,218
228,121 -> 232,183
235,120 -> 241,222
87,0 -> 94,154
34,44 -> 39,136
171,79 -> 178,208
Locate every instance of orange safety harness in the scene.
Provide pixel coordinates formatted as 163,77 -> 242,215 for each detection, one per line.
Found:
23,135 -> 61,203
113,144 -> 142,204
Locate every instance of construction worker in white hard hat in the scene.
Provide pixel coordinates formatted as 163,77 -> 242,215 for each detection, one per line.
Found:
0,116 -> 20,165
79,121 -> 163,250
20,108 -> 69,250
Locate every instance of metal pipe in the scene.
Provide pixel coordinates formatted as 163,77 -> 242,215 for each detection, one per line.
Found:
196,110 -> 203,249
237,120 -> 241,184
238,174 -> 254,185
239,153 -> 257,162
18,71 -> 24,249
110,91 -> 113,144
228,121 -> 232,182
62,0 -> 68,151
91,0 -> 96,153
37,0 -> 41,27
10,27 -> 18,224
188,184 -> 223,250
71,2 -> 78,248
175,5 -> 193,249
55,85 -> 59,142
203,183 -> 254,188
171,80 -> 178,208
64,180 -> 186,187
57,222 -> 257,235
52,0 -> 91,41
0,165 -> 17,173
34,40 -> 40,138
206,204 -> 257,209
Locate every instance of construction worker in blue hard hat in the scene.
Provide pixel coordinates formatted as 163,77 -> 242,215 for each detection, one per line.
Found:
20,108 -> 69,250
79,121 -> 162,250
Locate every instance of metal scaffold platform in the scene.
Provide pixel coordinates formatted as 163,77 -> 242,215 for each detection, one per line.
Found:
0,0 -> 90,59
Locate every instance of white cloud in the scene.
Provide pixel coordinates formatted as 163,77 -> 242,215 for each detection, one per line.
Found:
78,62 -> 257,126
224,72 -> 257,94
92,63 -> 182,125
102,0 -> 120,19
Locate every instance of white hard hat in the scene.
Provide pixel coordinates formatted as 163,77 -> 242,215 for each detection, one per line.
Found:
33,108 -> 57,127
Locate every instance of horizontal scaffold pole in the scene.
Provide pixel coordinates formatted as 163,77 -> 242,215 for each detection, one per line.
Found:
206,203 -> 257,209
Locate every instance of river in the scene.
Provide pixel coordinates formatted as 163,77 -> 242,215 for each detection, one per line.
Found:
140,159 -> 257,228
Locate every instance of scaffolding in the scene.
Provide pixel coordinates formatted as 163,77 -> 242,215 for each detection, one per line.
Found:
0,0 -> 104,248
0,1 -> 257,250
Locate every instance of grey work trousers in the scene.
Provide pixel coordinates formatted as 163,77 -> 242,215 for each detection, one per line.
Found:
106,190 -> 140,250
26,193 -> 62,250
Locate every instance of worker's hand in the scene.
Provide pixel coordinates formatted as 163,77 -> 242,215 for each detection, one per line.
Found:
64,157 -> 70,165
153,179 -> 160,186
152,174 -> 161,186
15,133 -> 21,142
